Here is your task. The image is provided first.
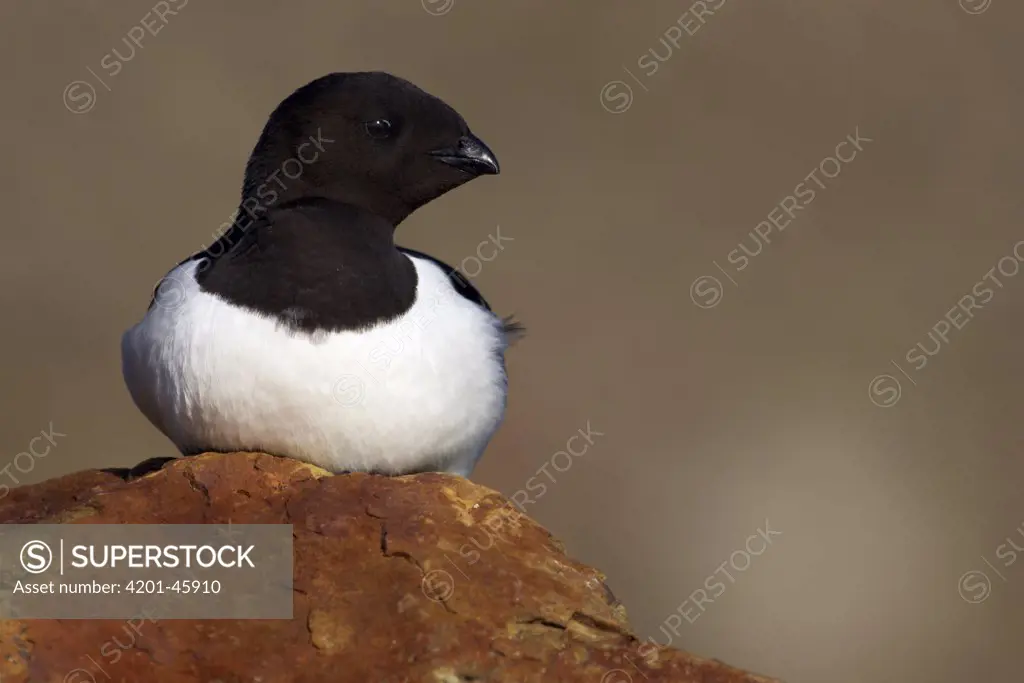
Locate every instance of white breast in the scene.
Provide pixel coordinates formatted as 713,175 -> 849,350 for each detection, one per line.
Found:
121,257 -> 509,475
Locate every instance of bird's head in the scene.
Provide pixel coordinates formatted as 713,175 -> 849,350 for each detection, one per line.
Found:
241,71 -> 499,226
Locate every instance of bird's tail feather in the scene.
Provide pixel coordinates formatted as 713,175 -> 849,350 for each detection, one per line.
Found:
502,316 -> 526,345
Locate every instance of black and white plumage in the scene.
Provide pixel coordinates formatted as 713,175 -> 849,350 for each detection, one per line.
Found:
121,72 -> 520,477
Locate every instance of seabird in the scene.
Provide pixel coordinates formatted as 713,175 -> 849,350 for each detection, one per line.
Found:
121,72 -> 520,477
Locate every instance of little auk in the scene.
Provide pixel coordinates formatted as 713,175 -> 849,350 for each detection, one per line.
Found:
121,71 -> 520,477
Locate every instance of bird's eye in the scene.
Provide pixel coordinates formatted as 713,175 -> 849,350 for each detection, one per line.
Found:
364,118 -> 395,140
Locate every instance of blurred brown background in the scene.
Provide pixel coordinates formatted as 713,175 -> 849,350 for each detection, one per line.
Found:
3,0 -> 1024,680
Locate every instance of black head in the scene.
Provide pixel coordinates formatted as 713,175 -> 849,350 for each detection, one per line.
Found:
241,72 -> 499,226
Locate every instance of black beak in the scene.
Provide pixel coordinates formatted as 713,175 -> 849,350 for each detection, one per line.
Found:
429,132 -> 500,175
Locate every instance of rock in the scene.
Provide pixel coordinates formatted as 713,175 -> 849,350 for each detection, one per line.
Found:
0,452 -> 778,683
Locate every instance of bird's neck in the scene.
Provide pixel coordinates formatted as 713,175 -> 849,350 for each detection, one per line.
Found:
194,198 -> 419,334
241,166 -> 415,226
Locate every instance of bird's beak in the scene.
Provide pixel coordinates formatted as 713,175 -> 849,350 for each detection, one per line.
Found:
429,132 -> 500,175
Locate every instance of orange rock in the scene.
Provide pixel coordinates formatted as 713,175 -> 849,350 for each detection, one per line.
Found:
0,452 -> 778,683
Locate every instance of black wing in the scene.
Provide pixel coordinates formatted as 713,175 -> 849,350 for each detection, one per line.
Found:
397,246 -> 524,341
397,246 -> 491,310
